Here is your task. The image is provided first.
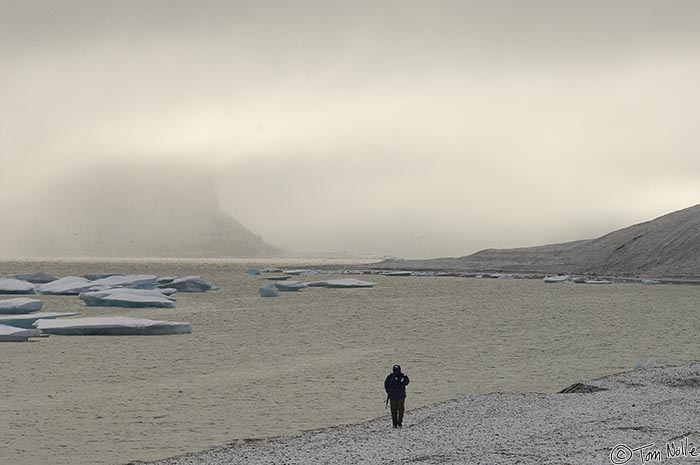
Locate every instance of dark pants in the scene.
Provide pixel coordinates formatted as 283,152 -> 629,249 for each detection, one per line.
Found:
390,398 -> 405,427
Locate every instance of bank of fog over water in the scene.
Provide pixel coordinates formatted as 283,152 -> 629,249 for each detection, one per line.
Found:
2,259 -> 699,465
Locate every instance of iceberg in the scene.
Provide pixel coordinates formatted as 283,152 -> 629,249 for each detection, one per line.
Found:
308,278 -> 376,288
411,271 -> 435,277
159,276 -> 218,292
326,278 -> 376,288
0,298 -> 44,314
0,278 -> 36,294
35,317 -> 192,336
259,285 -> 280,297
90,274 -> 157,289
0,324 -> 40,342
79,289 -> 176,308
0,312 -> 80,329
13,272 -> 58,284
283,269 -> 310,275
39,277 -> 96,295
83,273 -> 121,281
273,281 -> 307,292
544,275 -> 570,283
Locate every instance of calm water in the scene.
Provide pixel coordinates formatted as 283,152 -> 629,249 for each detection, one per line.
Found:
1,259 -> 699,465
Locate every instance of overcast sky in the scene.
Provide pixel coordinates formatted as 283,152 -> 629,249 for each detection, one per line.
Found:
2,1 -> 700,258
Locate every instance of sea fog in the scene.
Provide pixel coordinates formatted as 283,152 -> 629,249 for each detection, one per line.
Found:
1,258 -> 699,465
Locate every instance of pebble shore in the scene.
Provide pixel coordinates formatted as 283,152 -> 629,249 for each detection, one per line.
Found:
139,363 -> 700,465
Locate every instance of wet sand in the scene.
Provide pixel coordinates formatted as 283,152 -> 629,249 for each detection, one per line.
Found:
143,362 -> 700,465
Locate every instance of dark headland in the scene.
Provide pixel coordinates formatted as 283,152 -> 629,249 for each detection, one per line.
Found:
374,204 -> 700,280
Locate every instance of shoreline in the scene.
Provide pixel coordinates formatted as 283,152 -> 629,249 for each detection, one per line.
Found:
137,362 -> 700,465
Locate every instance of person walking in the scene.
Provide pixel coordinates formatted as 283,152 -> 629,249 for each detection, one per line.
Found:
384,364 -> 410,428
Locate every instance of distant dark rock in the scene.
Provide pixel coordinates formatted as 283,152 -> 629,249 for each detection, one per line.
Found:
558,383 -> 608,394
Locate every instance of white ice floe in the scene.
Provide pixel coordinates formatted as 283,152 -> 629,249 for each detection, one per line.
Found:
544,275 -> 570,283
584,279 -> 613,284
411,271 -> 435,277
159,276 -> 218,292
261,268 -> 283,273
0,278 -> 36,294
0,312 -> 80,329
84,273 -> 121,281
259,285 -> 280,297
35,317 -> 192,336
13,272 -> 58,284
310,278 -> 376,288
90,274 -> 157,289
79,289 -> 176,308
0,298 -> 44,314
39,276 -> 96,295
273,281 -> 307,292
0,324 -> 40,342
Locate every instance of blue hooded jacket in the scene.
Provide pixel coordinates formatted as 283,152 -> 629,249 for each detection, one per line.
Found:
384,369 -> 410,400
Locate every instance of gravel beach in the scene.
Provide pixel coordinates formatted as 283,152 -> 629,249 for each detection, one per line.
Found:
139,362 -> 700,465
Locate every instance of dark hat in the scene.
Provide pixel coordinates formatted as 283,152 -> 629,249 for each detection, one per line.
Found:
392,364 -> 401,372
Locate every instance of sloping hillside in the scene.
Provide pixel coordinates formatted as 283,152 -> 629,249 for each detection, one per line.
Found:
377,204 -> 700,278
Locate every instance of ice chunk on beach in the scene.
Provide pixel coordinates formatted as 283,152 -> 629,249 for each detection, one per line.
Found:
79,289 -> 176,308
35,317 -> 192,336
0,312 -> 80,329
273,281 -> 307,291
259,285 -> 280,297
90,274 -> 157,289
0,324 -> 40,342
0,298 -> 43,314
13,272 -> 58,284
39,277 -> 95,295
635,357 -> 656,370
0,278 -> 36,294
159,276 -> 218,292
544,275 -> 570,283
